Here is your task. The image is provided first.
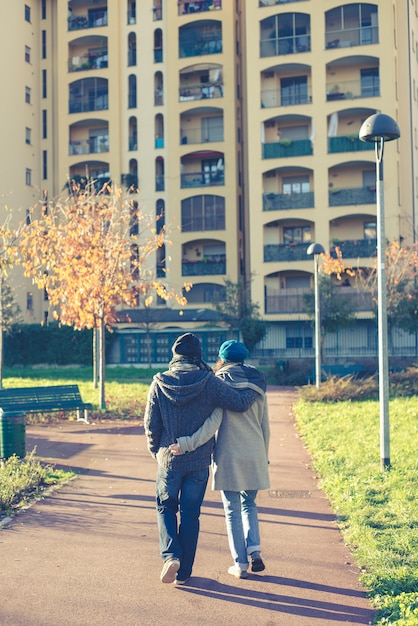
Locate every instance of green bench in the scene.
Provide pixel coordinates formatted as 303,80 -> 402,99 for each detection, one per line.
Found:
0,384 -> 92,424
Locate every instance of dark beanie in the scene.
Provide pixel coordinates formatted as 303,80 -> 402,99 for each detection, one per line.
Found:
218,340 -> 249,363
171,333 -> 202,359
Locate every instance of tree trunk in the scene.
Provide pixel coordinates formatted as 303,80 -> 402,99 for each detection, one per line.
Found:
99,318 -> 106,410
92,328 -> 99,388
0,279 -> 3,389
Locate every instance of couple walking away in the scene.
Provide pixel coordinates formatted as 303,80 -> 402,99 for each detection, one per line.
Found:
144,333 -> 270,586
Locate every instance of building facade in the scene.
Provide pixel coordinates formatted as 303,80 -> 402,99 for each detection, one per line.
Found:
0,0 -> 417,364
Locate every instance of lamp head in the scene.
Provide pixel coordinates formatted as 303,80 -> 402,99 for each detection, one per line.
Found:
359,113 -> 400,143
307,243 -> 325,256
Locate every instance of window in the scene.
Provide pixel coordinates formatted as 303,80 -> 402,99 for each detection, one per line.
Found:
25,127 -> 31,145
181,195 -> 225,231
25,86 -> 31,103
286,325 -> 312,349
42,31 -> 47,58
361,67 -> 380,97
364,222 -> 377,239
42,69 -> 47,98
282,175 -> 310,194
25,5 -> 31,22
42,150 -> 47,180
27,292 -> 33,311
41,0 -> 46,19
25,168 -> 32,186
25,46 -> 31,63
42,110 -> 47,138
280,76 -> 308,105
283,226 -> 311,244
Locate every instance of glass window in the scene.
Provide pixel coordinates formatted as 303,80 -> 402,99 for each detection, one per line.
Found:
25,127 -> 31,145
182,195 -> 225,231
25,5 -> 31,22
25,86 -> 31,103
283,225 -> 311,244
364,222 -> 376,239
25,46 -> 31,63
282,176 -> 310,194
25,168 -> 32,185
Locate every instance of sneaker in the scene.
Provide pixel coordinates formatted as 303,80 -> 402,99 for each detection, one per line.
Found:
160,558 -> 180,583
250,551 -> 265,573
228,565 -> 248,579
174,577 -> 190,586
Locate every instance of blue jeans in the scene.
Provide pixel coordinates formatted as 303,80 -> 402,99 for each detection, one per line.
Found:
156,465 -> 209,580
220,490 -> 261,566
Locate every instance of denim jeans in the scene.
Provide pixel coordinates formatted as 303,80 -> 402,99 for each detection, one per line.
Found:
156,465 -> 209,580
220,490 -> 261,566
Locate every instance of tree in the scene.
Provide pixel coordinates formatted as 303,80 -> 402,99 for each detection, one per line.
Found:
303,248 -> 356,363
0,211 -> 23,387
20,184 -> 187,408
354,241 -> 418,335
214,278 -> 266,353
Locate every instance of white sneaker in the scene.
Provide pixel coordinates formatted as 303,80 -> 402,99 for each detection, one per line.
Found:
160,558 -> 180,583
228,565 -> 248,579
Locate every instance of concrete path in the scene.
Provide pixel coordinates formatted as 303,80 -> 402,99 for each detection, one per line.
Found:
0,387 -> 375,626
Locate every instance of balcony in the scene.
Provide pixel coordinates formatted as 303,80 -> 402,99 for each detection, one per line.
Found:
329,186 -> 376,207
261,85 -> 312,108
178,0 -> 222,15
265,286 -> 373,314
328,136 -> 374,154
263,139 -> 313,159
180,123 -> 224,145
330,238 -> 377,259
259,0 -> 306,5
326,78 -> 380,101
181,170 -> 224,188
179,23 -> 222,58
182,256 -> 226,276
180,82 -> 223,102
68,50 -> 108,72
325,26 -> 378,50
69,135 -> 109,156
264,242 -> 311,263
263,191 -> 314,211
260,34 -> 311,58
68,9 -> 108,31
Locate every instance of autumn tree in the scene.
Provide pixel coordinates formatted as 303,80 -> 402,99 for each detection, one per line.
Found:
20,184 -> 187,408
214,277 -> 266,353
354,241 -> 418,336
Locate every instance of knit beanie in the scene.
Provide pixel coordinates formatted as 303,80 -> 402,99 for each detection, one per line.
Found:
171,333 -> 202,359
218,340 -> 249,363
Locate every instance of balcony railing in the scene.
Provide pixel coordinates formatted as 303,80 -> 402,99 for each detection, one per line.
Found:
69,136 -> 109,155
261,86 -> 311,108
264,242 -> 311,262
326,77 -> 380,101
263,191 -> 314,211
328,136 -> 374,153
260,34 -> 311,58
178,0 -> 222,15
180,38 -> 222,58
259,0 -> 306,5
180,126 -> 224,145
265,286 -> 374,314
263,139 -> 313,159
325,26 -> 378,49
68,51 -> 108,72
182,257 -> 226,276
179,82 -> 223,102
68,11 -> 108,31
69,94 -> 108,113
329,186 -> 376,207
330,238 -> 377,259
181,171 -> 224,188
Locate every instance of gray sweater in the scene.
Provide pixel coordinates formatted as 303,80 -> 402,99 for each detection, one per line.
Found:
144,364 -> 259,472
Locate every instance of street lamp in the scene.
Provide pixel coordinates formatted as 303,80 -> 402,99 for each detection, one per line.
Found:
307,242 -> 325,389
359,113 -> 400,470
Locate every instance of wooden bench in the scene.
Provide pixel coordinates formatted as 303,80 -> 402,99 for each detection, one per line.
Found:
0,385 -> 92,424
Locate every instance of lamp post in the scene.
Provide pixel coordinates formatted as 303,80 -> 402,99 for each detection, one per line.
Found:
307,242 -> 325,389
359,113 -> 400,471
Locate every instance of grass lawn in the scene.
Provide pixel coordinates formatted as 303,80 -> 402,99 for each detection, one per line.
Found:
295,396 -> 418,626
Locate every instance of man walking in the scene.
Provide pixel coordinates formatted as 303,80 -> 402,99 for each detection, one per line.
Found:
144,333 -> 260,585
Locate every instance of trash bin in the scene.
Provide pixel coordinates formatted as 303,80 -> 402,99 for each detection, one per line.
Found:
0,410 -> 26,459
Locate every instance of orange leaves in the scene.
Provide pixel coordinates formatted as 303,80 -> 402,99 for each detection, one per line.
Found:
320,246 -> 355,280
20,187 -> 182,331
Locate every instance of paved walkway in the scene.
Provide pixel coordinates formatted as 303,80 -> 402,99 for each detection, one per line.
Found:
0,387 -> 375,626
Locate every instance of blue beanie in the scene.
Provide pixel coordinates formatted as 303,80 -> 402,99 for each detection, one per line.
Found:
218,340 -> 249,363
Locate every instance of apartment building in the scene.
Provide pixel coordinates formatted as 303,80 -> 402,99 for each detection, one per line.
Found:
0,1 -> 417,364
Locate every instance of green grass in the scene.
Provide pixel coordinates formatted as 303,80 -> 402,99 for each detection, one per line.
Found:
295,396 -> 418,625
